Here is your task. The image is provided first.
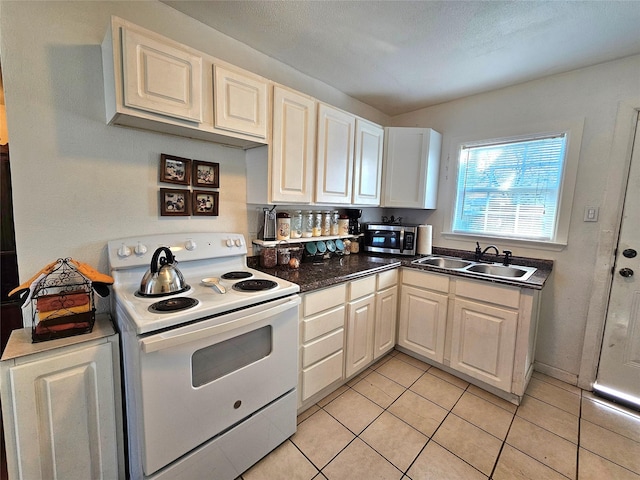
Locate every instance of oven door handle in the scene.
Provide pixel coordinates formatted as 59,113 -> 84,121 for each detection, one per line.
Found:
140,296 -> 300,354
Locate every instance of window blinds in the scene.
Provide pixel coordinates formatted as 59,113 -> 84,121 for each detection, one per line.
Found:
453,134 -> 567,240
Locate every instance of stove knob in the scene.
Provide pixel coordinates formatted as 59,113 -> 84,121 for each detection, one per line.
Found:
134,242 -> 147,255
185,239 -> 197,251
117,243 -> 132,258
234,238 -> 243,247
226,238 -> 234,247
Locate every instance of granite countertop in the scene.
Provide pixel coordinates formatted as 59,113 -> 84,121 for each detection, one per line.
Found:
248,253 -> 401,293
250,247 -> 553,293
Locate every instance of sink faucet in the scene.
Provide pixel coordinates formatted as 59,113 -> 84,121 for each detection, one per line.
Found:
475,242 -> 500,262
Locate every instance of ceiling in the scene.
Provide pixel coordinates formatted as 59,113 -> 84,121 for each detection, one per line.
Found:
162,1 -> 640,116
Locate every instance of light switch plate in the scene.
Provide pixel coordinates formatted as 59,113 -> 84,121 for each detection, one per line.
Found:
584,206 -> 599,222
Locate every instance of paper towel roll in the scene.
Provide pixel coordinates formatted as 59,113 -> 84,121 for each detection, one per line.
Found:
417,225 -> 433,255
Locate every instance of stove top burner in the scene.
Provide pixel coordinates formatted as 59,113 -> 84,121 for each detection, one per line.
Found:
232,279 -> 278,292
221,271 -> 254,280
149,297 -> 199,314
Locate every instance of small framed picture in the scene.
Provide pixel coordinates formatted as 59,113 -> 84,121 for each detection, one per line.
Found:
192,160 -> 219,188
160,188 -> 190,216
192,190 -> 219,216
160,154 -> 191,185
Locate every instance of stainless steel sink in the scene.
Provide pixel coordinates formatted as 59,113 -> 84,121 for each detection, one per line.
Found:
412,255 -> 537,282
466,264 -> 536,280
412,256 -> 473,269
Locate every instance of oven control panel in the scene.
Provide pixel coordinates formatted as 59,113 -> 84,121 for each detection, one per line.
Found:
108,232 -> 248,269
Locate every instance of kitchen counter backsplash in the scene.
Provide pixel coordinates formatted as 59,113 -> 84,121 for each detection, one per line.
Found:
250,247 -> 553,292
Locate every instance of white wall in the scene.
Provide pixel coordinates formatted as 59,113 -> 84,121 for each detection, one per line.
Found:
0,0 -> 386,319
389,55 -> 640,384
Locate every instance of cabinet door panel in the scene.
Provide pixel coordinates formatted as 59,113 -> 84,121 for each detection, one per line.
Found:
214,65 -> 267,138
353,120 -> 383,205
398,286 -> 447,363
374,286 -> 398,359
122,28 -> 203,122
451,299 -> 518,390
271,87 -> 316,203
316,105 -> 355,204
301,350 -> 344,401
7,343 -> 119,480
345,294 -> 375,378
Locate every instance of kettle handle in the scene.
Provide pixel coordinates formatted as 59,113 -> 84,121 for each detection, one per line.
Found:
150,247 -> 174,274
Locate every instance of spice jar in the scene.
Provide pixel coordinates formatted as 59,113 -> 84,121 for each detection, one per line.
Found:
343,239 -> 351,255
322,210 -> 331,236
260,246 -> 277,268
276,211 -> 290,240
301,210 -> 313,238
338,215 -> 350,236
330,210 -> 339,236
349,238 -> 360,254
290,210 -> 302,239
277,244 -> 291,265
312,211 -> 322,237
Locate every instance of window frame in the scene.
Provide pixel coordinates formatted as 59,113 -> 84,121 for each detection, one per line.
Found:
442,118 -> 584,250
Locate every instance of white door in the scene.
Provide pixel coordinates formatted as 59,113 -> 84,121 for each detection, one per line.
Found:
595,113 -> 640,408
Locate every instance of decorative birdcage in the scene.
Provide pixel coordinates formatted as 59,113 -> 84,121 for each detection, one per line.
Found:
30,258 -> 95,342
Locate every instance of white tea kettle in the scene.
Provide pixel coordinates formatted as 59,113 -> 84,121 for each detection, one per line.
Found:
138,247 -> 189,297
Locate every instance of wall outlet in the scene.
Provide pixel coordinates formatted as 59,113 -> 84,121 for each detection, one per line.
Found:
584,206 -> 599,222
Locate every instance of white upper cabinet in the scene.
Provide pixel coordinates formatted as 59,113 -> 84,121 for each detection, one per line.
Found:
353,119 -> 384,205
270,86 -> 316,203
315,104 -> 356,204
382,127 -> 442,209
213,65 -> 268,139
102,16 -> 268,148
121,26 -> 203,122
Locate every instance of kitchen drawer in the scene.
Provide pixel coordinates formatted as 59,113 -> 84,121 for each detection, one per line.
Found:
304,284 -> 347,317
349,275 -> 376,301
455,278 -> 520,309
302,305 -> 345,342
301,350 -> 344,401
301,328 -> 344,368
377,269 -> 398,290
402,268 -> 449,293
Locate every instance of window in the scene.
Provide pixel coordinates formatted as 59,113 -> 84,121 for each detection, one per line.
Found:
452,133 -> 568,242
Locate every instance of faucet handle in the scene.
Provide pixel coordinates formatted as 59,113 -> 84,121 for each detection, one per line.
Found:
475,242 -> 482,261
503,250 -> 512,266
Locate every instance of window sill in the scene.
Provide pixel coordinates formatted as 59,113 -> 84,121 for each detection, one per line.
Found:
441,232 -> 567,252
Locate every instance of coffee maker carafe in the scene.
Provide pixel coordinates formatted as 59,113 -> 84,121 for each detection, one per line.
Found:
345,209 -> 362,235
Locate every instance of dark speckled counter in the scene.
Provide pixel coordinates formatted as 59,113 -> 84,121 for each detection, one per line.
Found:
250,247 -> 553,293
248,253 -> 401,292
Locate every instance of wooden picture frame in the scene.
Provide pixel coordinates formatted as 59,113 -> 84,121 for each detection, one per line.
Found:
160,188 -> 190,216
192,160 -> 219,188
160,154 -> 191,185
192,190 -> 219,216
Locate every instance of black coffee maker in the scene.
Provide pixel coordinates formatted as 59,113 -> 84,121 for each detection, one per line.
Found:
345,209 -> 362,234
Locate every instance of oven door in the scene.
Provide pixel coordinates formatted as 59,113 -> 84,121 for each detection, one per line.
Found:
136,295 -> 300,476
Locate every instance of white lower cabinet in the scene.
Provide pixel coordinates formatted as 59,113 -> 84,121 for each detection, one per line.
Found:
298,269 -> 399,411
450,298 -> 518,390
398,268 -> 541,403
398,269 -> 449,363
299,284 -> 347,406
374,269 -> 399,360
345,276 -> 376,378
0,316 -> 123,480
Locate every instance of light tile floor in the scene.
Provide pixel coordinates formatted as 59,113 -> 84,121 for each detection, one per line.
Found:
241,350 -> 640,480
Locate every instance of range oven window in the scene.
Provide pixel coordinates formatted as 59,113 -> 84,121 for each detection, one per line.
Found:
191,326 -> 272,387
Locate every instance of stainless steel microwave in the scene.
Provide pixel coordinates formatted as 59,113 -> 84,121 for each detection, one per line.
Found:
363,224 -> 417,256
